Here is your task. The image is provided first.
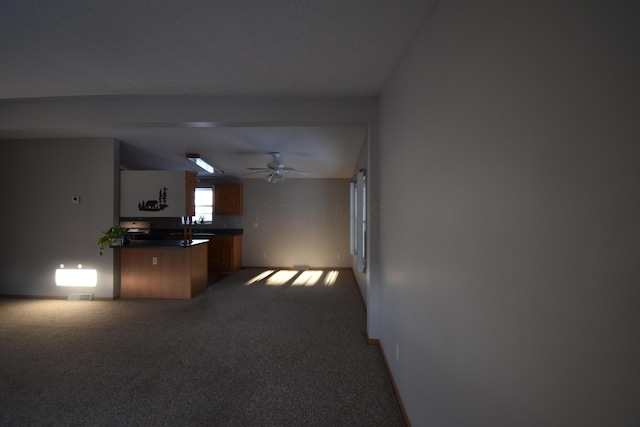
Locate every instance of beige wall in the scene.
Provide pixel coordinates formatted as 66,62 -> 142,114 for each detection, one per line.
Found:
241,178 -> 350,268
0,138 -> 119,298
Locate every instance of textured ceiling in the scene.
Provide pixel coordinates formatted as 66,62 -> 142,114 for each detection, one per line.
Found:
0,0 -> 436,177
1,0 -> 434,98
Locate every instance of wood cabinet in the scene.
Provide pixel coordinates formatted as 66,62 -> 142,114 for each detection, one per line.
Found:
120,241 -> 208,299
184,172 -> 196,216
120,170 -> 196,217
207,235 -> 242,272
214,183 -> 243,215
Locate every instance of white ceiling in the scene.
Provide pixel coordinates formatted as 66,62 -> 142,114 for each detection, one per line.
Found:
0,0 -> 436,178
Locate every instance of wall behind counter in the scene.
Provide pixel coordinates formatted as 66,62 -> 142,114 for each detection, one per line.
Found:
240,178 -> 351,268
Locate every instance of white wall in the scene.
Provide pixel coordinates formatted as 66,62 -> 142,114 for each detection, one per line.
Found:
0,138 -> 119,298
241,178 -> 351,268
378,1 -> 640,425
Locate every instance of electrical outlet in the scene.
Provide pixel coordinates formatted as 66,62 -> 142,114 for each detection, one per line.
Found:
263,252 -> 267,259
152,257 -> 158,265
337,253 -> 341,259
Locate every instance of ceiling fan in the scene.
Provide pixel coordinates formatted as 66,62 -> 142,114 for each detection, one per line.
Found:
246,152 -> 309,183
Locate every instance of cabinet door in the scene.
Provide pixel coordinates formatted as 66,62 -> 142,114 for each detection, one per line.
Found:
207,235 -> 242,272
214,184 -> 243,215
207,237 -> 223,271
231,235 -> 242,270
220,236 -> 233,270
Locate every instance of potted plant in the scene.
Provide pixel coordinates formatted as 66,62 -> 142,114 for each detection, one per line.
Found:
98,225 -> 129,255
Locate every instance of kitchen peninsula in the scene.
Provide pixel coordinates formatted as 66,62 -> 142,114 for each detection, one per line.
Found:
119,239 -> 208,299
118,171 -> 244,298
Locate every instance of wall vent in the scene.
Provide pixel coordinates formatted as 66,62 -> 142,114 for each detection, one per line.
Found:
293,264 -> 310,271
68,292 -> 94,301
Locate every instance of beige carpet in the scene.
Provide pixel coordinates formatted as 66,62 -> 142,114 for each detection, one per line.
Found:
0,268 -> 405,426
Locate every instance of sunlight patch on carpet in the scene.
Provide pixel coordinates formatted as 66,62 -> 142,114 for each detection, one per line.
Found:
292,270 -> 323,286
244,270 -> 275,286
324,270 -> 339,286
266,270 -> 298,286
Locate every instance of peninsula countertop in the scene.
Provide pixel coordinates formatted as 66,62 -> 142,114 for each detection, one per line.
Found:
122,239 -> 209,249
130,228 -> 243,240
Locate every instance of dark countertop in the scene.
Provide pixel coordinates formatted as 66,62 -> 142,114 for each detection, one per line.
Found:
122,239 -> 209,249
138,228 -> 243,240
192,228 -> 243,236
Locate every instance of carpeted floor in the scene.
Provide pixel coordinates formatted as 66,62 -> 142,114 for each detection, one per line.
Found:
0,268 -> 405,426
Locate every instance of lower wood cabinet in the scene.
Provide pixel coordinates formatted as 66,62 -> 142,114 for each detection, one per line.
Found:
208,235 -> 242,272
120,242 -> 208,299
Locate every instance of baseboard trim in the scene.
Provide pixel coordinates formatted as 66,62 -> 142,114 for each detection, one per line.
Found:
0,294 -> 115,301
0,294 -> 66,300
350,269 -> 368,313
368,337 -> 412,427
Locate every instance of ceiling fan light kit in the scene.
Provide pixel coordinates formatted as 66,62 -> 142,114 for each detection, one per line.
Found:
265,171 -> 286,183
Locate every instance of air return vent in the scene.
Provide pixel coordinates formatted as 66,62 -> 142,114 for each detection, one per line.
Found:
67,293 -> 93,301
293,264 -> 310,271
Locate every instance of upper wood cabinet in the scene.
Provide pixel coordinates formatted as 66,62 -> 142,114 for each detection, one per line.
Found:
214,183 -> 243,215
120,170 -> 196,217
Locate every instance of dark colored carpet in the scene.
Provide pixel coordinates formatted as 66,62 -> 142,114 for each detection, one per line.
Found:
0,268 -> 404,426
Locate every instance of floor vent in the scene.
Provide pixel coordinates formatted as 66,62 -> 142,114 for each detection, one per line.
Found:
293,264 -> 310,271
68,293 -> 94,301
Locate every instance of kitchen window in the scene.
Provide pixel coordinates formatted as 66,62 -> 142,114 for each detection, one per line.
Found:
194,187 -> 213,223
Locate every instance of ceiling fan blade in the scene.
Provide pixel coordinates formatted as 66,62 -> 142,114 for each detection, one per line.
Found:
247,153 -> 309,179
282,167 -> 310,174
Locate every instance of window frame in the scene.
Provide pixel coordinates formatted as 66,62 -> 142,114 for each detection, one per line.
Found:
194,186 -> 214,224
351,170 -> 366,273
